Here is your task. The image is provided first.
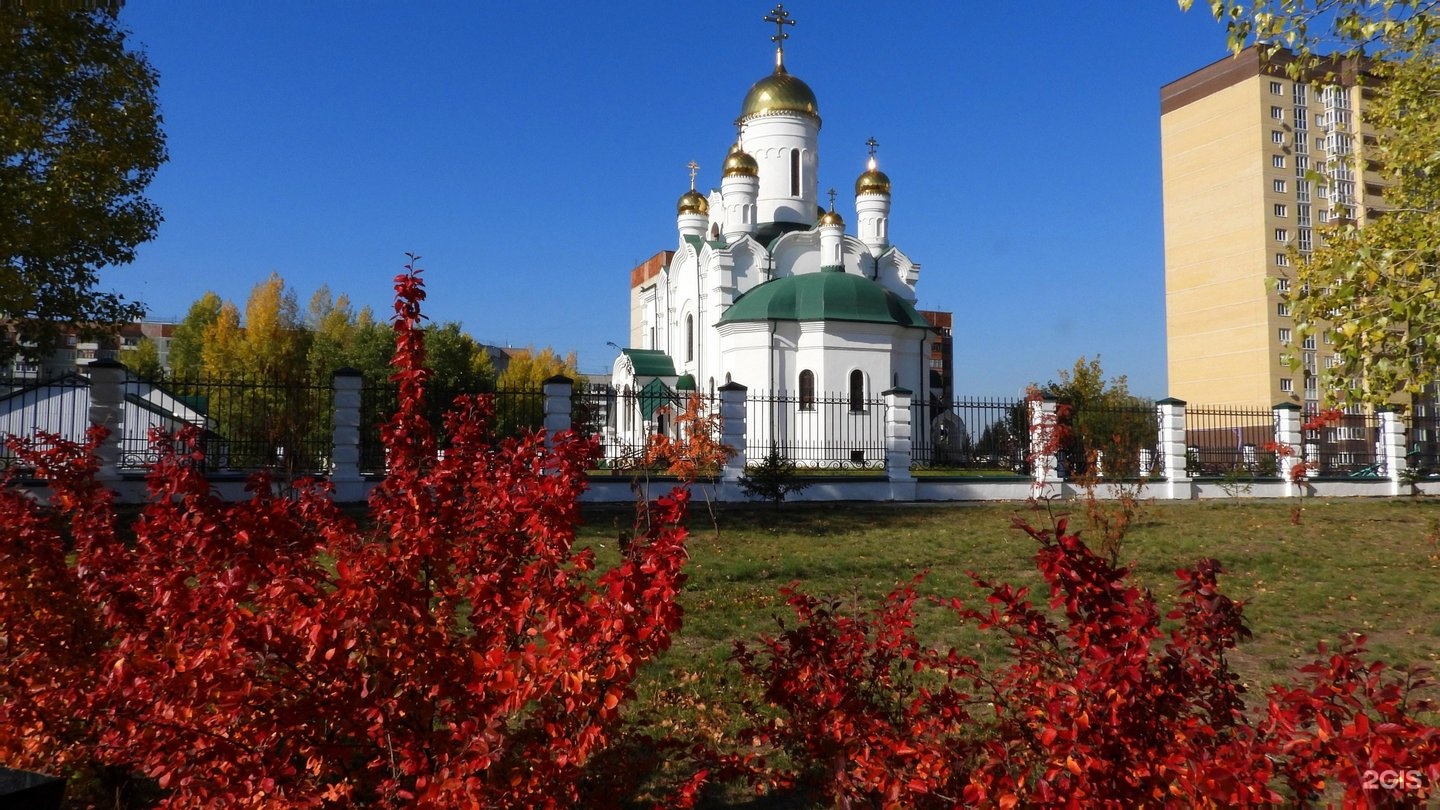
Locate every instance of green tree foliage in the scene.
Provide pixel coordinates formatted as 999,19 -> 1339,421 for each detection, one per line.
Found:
119,336 -> 163,381
424,321 -> 496,392
1043,356 -> 1156,478
0,7 -> 165,363
1183,0 -> 1440,406
167,292 -> 222,378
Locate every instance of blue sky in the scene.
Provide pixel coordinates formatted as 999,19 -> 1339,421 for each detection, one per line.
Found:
113,3 -> 1234,398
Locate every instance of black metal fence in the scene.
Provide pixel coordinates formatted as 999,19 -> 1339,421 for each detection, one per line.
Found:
910,397 -> 1028,473
157,374 -> 334,475
0,370 -> 89,470
357,383 -> 549,474
1184,406 -> 1279,477
1058,401 -> 1161,479
744,390 -> 887,469
1411,401 -> 1440,474
1303,408 -> 1382,477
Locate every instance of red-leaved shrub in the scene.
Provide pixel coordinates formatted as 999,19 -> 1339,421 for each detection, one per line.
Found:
0,260 -> 691,808
734,515 -> 1440,808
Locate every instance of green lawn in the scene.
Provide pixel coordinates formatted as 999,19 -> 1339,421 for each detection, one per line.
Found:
576,495 -> 1440,802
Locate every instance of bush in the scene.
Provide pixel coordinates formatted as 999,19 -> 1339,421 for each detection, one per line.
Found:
0,260 -> 693,808
738,447 -> 810,507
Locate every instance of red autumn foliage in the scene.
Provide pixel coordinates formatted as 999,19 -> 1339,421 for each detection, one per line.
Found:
0,259 -> 692,808
733,515 -> 1440,808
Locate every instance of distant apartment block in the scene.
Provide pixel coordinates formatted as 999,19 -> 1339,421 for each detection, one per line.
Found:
1161,46 -> 1386,408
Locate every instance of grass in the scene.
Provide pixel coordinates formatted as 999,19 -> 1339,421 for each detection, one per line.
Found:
575,495 -> 1440,804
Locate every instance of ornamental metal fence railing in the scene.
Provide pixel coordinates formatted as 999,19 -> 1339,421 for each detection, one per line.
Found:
357,383 -> 546,475
153,374 -> 334,475
909,397 -> 1028,474
1056,401 -> 1162,480
744,390 -> 888,470
1302,407 -> 1383,477
1183,405 -> 1281,477
6,365 -> 1440,501
0,369 -> 89,470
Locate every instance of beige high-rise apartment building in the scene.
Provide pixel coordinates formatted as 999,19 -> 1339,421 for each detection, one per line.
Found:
1161,47 -> 1384,408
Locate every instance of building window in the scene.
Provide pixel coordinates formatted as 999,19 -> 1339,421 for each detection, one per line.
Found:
1277,302 -> 1291,317
1273,203 -> 1287,218
790,149 -> 801,197
1274,179 -> 1287,193
1324,355 -> 1336,369
685,314 -> 694,362
848,370 -> 865,412
1271,130 -> 1285,144
1272,155 -> 1286,168
1270,80 -> 1283,95
798,369 -> 815,411
1302,335 -> 1316,350
1275,228 -> 1289,242
1275,277 -> 1290,292
1280,378 -> 1294,393
1271,105 -> 1285,120
1276,253 -> 1290,267
1279,328 -> 1292,343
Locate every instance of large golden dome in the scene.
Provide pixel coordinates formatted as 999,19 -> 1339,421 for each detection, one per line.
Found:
722,142 -> 759,177
677,189 -> 709,215
740,67 -> 819,121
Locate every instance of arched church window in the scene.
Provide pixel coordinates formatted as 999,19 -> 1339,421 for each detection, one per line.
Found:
799,369 -> 815,411
790,150 -> 801,197
685,315 -> 694,362
849,369 -> 865,412
709,377 -> 715,399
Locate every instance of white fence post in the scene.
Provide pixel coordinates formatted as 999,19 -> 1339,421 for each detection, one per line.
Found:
542,375 -> 574,451
87,358 -> 126,484
718,381 -> 748,485
1028,395 -> 1062,496
1273,403 -> 1304,496
330,368 -> 364,501
1156,397 -> 1191,500
883,387 -> 915,500
1380,407 -> 1406,495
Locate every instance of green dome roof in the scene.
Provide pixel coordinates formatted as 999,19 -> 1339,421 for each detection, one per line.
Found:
718,270 -> 927,328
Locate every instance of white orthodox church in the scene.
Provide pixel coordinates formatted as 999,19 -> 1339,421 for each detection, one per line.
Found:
612,5 -> 941,459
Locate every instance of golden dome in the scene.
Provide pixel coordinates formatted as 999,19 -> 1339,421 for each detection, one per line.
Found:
677,189 -> 709,215
722,142 -> 759,177
855,156 -> 891,196
740,67 -> 819,121
819,208 -> 844,227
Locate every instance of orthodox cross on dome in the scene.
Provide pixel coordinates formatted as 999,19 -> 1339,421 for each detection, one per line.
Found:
866,136 -> 879,158
826,187 -> 837,210
763,4 -> 795,70
687,160 -> 699,190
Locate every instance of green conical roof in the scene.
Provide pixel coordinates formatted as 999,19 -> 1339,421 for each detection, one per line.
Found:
718,270 -> 928,328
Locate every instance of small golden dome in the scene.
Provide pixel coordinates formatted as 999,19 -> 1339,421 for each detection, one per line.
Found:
819,208 -> 844,228
856,157 -> 891,195
722,143 -> 759,177
740,67 -> 820,122
677,189 -> 709,215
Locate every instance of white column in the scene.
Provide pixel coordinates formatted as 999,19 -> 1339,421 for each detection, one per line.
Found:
1273,403 -> 1304,496
1156,398 -> 1191,500
87,358 -> 125,483
1380,408 -> 1407,495
1028,396 -> 1062,495
883,387 -> 914,482
719,382 -> 748,484
542,375 -> 574,451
